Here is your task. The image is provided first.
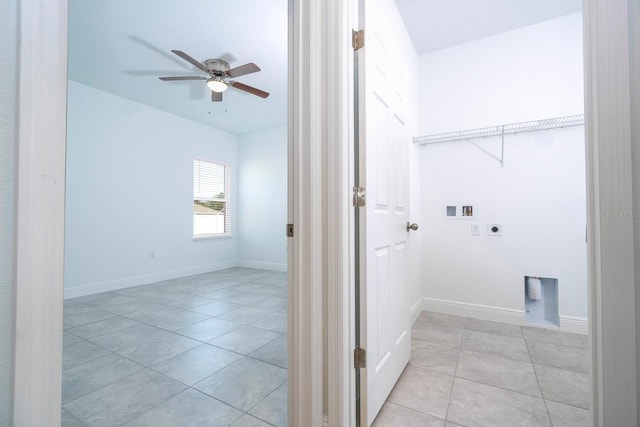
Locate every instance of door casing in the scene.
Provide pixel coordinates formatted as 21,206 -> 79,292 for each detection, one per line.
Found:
341,0 -> 638,426
12,1 -> 327,426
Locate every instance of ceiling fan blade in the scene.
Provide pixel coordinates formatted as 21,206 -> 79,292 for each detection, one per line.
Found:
126,70 -> 194,76
226,63 -> 260,78
211,91 -> 223,102
159,76 -> 207,81
231,81 -> 270,98
171,50 -> 210,73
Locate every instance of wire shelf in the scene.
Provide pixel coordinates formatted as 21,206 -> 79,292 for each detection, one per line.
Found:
413,114 -> 585,145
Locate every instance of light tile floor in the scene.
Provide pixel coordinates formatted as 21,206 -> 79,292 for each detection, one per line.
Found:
62,268 -> 287,427
64,272 -> 590,427
374,311 -> 591,427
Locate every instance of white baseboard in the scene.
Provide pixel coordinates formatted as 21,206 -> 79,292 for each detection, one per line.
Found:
64,261 -> 238,299
410,298 -> 422,325
557,315 -> 590,335
237,260 -> 288,272
422,297 -> 525,324
421,297 -> 588,335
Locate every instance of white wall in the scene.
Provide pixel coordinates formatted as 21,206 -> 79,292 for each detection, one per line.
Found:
408,53 -> 422,323
393,1 -> 422,322
237,126 -> 288,270
65,81 -> 239,297
418,13 -> 588,330
418,13 -> 584,135
0,0 -> 16,422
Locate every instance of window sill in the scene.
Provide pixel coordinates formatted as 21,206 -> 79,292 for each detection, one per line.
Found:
193,234 -> 232,241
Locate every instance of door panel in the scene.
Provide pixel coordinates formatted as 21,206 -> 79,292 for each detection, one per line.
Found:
373,246 -> 390,368
394,117 -> 408,212
356,0 -> 412,424
373,94 -> 390,209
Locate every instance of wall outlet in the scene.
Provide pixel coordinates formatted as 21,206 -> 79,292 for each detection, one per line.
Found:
471,223 -> 481,236
487,224 -> 502,236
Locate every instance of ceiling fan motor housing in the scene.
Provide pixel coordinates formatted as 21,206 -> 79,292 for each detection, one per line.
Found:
204,59 -> 230,75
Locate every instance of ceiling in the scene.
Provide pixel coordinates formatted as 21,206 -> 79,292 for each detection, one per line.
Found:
394,0 -> 582,55
68,0 -> 288,134
69,1 -> 582,134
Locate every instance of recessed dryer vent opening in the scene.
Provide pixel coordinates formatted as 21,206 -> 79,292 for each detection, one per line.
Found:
524,276 -> 559,327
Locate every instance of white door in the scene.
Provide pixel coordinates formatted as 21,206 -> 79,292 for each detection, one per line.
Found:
356,0 -> 412,424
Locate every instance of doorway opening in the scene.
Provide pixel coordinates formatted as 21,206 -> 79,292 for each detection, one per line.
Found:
356,1 -> 590,425
61,1 -> 289,425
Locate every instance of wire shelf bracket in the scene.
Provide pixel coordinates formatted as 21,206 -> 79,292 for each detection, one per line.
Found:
412,114 -> 585,167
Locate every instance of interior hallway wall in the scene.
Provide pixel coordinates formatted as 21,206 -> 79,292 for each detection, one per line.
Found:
0,0 -> 17,422
64,81 -> 239,298
237,126 -> 288,270
417,13 -> 588,331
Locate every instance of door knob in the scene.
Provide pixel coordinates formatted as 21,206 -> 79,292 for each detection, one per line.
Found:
406,222 -> 419,232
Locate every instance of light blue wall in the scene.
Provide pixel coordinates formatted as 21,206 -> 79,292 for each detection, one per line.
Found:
0,0 -> 17,422
238,126 -> 288,269
65,81 -> 239,296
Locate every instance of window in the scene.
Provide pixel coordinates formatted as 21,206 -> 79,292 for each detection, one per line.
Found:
193,158 -> 230,237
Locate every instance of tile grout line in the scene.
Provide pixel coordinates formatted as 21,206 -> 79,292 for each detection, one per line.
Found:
442,317 -> 467,423
64,344 -> 283,420
412,329 -> 535,365
187,361 -> 286,423
61,339 -> 119,373
70,291 -> 286,345
521,325 -> 554,427
113,384 -> 187,427
62,407 -> 88,427
67,310 -> 286,371
242,379 -> 287,426
63,313 -> 119,331
62,348 -> 148,408
449,322 -> 549,401
62,269 -> 288,425
450,375 -> 547,402
377,400 -> 448,424
418,313 -> 549,422
528,361 -> 590,375
410,313 -> 590,426
143,356 -> 275,417
408,356 -> 556,403
66,320 -> 286,382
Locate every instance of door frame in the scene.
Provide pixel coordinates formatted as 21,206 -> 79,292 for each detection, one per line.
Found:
329,0 -> 636,426
583,0 -> 637,424
12,0 -> 325,425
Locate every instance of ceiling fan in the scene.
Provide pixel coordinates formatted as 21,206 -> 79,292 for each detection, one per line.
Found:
159,50 -> 269,102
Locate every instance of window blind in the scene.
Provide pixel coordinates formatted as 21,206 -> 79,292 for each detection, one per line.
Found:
193,158 -> 231,235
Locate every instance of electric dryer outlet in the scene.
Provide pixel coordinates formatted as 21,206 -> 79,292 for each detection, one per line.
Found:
487,224 -> 503,236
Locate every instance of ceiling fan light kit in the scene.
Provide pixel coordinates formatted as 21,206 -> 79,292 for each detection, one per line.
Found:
159,50 -> 269,102
206,77 -> 228,93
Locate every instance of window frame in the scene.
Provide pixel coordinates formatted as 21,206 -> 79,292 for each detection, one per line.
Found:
192,157 -> 232,239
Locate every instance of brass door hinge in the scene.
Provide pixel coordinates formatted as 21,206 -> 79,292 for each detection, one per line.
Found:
354,347 -> 366,369
352,29 -> 364,51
